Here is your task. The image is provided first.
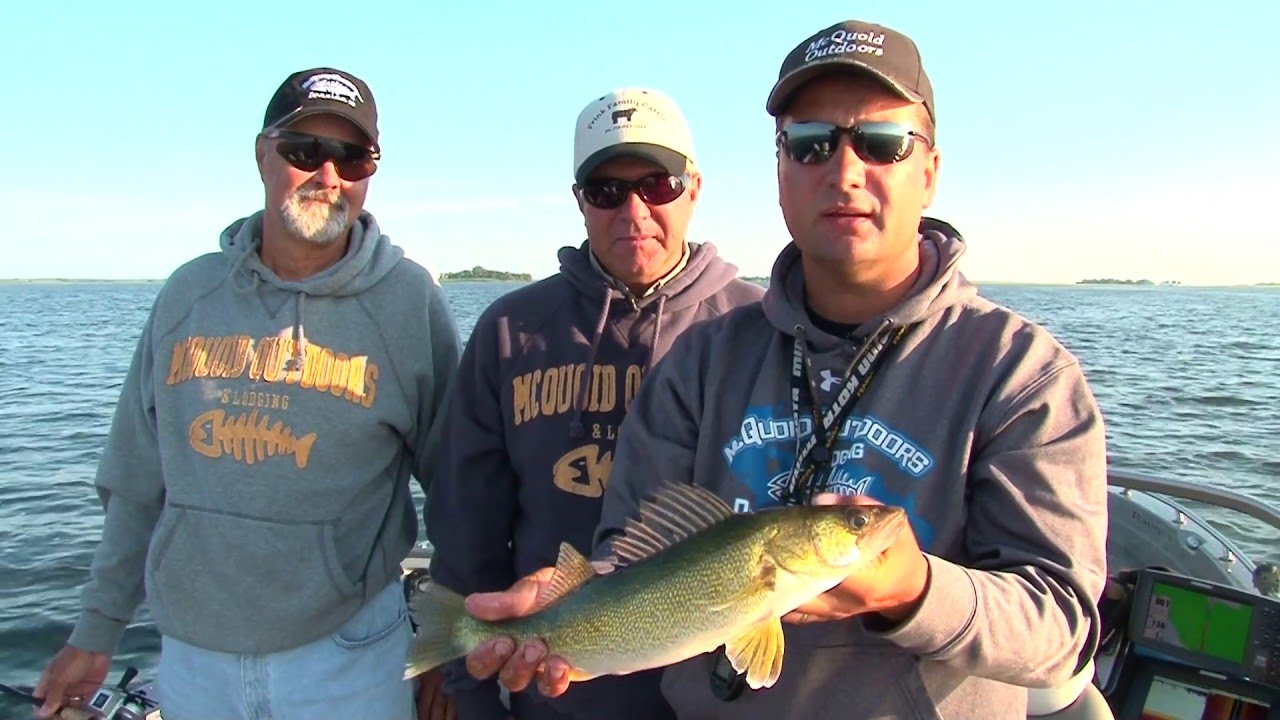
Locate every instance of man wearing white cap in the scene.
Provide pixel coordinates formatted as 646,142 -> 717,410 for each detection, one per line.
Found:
420,87 -> 763,719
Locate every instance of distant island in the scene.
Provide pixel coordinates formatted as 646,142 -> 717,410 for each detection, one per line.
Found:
1077,278 -> 1154,285
1076,278 -> 1183,286
439,266 -> 532,282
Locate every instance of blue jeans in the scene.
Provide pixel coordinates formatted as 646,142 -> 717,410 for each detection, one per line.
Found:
155,580 -> 414,720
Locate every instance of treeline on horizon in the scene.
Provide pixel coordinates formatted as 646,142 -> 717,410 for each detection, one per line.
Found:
1078,278 -> 1172,286
439,266 -> 533,282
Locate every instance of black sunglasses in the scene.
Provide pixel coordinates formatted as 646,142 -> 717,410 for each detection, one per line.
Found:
579,172 -> 689,210
266,129 -> 380,181
776,121 -> 932,166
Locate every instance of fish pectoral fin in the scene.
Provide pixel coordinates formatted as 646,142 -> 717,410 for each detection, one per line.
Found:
724,617 -> 785,690
534,542 -> 598,610
708,558 -> 776,612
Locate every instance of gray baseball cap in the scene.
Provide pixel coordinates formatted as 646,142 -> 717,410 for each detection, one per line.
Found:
766,20 -> 935,123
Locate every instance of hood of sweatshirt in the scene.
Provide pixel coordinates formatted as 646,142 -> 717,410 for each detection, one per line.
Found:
763,217 -> 976,353
219,209 -> 404,368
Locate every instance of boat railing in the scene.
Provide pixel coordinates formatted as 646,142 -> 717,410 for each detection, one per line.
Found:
1108,469 -> 1280,533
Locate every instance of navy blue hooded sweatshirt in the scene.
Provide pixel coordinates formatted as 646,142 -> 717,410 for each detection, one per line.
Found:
426,240 -> 764,719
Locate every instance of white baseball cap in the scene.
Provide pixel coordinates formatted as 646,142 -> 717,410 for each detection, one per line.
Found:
572,88 -> 696,184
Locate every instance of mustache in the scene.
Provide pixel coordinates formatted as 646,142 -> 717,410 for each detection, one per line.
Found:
292,185 -> 344,205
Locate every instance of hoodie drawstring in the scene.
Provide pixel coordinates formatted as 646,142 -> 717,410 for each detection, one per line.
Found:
228,240 -> 307,373
284,291 -> 307,372
644,294 -> 667,374
569,292 -> 614,440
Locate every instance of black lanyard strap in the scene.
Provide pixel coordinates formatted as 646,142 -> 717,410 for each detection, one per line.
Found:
786,320 -> 913,504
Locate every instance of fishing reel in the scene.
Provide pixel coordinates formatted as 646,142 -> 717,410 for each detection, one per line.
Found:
78,667 -> 153,719
81,666 -> 159,720
0,665 -> 157,720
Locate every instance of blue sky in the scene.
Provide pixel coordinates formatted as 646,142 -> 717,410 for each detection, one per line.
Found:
3,1 -> 1277,285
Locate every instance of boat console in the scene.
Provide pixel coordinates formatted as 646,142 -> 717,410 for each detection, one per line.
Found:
1109,568 -> 1280,719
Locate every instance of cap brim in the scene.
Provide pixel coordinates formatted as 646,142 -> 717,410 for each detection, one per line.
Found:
766,59 -> 924,116
575,144 -> 689,184
267,106 -> 378,148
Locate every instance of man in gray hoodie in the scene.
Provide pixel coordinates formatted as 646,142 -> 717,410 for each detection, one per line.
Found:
460,19 -> 1109,719
34,67 -> 460,720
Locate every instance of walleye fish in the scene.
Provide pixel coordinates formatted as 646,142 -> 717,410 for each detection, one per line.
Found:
405,483 -> 907,690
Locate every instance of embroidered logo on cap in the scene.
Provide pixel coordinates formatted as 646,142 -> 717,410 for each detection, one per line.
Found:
302,73 -> 365,108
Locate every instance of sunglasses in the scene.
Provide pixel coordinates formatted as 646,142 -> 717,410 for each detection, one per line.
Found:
579,172 -> 689,210
776,121 -> 932,166
266,129 -> 380,181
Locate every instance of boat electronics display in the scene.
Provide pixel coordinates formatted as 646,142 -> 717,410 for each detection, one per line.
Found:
1128,569 -> 1279,688
1117,569 -> 1280,720
1117,660 -> 1275,720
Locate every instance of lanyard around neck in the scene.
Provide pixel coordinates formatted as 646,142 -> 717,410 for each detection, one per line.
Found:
785,320 -> 912,505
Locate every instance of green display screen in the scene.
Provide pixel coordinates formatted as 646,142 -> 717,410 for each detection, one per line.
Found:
1141,582 -> 1253,664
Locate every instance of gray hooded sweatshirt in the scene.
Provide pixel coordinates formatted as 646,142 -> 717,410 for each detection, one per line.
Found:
592,219 -> 1109,719
68,210 -> 461,656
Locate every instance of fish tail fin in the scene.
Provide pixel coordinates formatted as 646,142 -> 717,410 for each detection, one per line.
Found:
404,581 -> 469,679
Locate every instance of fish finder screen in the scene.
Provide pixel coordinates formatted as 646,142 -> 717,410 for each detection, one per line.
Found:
1139,675 -> 1269,720
1142,581 -> 1253,664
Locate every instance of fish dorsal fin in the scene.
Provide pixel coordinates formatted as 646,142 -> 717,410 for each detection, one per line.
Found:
724,616 -> 786,690
534,542 -> 598,610
608,483 -> 735,567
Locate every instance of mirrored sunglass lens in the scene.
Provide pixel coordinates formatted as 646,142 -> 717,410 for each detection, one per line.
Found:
856,125 -> 913,163
784,124 -> 838,164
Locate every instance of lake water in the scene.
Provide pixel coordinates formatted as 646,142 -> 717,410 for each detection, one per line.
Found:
1,279 -> 1276,705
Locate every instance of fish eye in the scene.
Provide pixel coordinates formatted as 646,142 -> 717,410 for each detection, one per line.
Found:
845,509 -> 868,530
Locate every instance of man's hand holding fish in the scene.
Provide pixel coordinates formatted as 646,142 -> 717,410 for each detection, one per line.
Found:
779,493 -> 930,626
462,566 -> 574,698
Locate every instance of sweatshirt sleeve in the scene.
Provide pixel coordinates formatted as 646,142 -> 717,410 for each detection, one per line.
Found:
67,309 -> 166,655
869,359 -> 1109,689
424,308 -> 519,712
410,279 -> 462,496
592,326 -> 708,560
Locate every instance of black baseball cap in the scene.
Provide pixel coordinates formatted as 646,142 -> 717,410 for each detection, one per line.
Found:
766,20 -> 935,123
262,67 -> 380,148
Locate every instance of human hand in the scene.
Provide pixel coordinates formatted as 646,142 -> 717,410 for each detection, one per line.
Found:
782,494 -> 929,625
413,666 -> 456,720
462,567 -> 575,698
32,645 -> 110,719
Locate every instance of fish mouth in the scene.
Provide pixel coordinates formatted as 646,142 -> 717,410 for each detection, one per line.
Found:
860,510 -> 909,556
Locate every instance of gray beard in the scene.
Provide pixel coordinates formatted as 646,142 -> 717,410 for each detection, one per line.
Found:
280,186 -> 351,245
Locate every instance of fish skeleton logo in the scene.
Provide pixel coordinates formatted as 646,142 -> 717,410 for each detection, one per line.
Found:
302,73 -> 365,108
612,108 -> 638,124
188,409 -> 317,468
764,468 -> 875,503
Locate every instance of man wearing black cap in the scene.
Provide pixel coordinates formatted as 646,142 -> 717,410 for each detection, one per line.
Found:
459,19 -> 1109,719
33,67 -> 461,720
